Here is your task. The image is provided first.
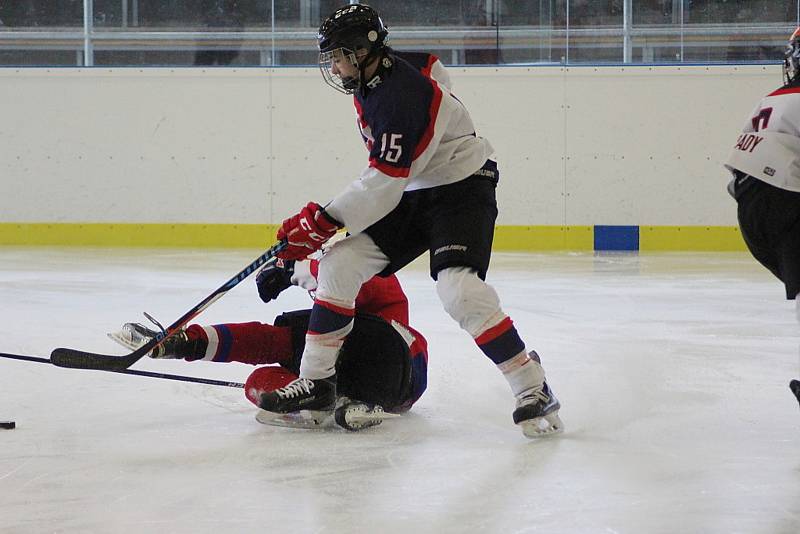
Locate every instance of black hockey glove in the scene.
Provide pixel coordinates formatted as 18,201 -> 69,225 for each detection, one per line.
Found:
255,259 -> 295,303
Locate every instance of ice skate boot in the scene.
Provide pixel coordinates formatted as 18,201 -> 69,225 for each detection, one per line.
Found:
108,322 -> 201,359
334,396 -> 386,431
791,379 -> 800,407
512,381 -> 563,438
259,375 -> 336,415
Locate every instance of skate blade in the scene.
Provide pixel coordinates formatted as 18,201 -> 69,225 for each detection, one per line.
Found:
345,409 -> 401,422
107,330 -> 145,352
255,409 -> 334,430
519,411 -> 564,438
336,407 -> 401,431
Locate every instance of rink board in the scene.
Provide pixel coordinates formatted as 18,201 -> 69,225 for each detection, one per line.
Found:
0,222 -> 745,251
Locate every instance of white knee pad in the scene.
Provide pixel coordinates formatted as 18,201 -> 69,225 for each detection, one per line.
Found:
436,266 -> 506,336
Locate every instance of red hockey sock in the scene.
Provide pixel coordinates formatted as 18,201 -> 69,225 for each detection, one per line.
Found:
186,322 -> 294,365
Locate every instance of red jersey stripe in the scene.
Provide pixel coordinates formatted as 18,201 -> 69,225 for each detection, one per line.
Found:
370,158 -> 410,178
413,79 -> 443,160
421,54 -> 438,78
769,86 -> 800,97
353,96 -> 367,128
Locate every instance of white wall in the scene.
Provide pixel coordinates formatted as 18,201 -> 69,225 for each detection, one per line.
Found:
0,65 -> 780,227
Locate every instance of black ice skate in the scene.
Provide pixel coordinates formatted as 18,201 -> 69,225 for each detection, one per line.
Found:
512,381 -> 564,438
259,376 -> 336,414
107,322 -> 200,359
334,396 -> 387,431
790,379 -> 800,408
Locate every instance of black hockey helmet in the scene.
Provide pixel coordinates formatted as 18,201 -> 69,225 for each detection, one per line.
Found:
783,27 -> 800,85
317,3 -> 389,93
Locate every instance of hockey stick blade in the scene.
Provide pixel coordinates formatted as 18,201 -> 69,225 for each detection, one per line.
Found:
50,241 -> 286,371
50,344 -> 151,371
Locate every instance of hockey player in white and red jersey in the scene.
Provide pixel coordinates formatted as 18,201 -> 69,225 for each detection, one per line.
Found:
725,27 -> 800,409
259,3 -> 563,438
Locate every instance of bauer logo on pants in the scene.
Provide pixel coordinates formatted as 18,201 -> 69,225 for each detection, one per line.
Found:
434,244 -> 468,255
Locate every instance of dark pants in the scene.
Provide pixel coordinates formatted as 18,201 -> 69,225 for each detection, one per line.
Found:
735,173 -> 800,299
274,310 -> 414,410
365,160 -> 499,280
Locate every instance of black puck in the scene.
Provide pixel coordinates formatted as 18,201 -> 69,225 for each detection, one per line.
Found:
0,421 -> 15,430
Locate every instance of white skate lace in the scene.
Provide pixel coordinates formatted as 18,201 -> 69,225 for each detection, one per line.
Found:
277,379 -> 314,399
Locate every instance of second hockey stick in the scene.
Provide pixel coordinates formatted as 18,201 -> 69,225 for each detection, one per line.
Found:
1,352 -> 244,388
50,241 -> 286,372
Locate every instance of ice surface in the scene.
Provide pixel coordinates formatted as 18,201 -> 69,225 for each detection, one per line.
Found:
1,248 -> 798,533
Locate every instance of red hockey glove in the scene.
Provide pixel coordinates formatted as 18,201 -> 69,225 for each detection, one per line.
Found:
276,202 -> 341,260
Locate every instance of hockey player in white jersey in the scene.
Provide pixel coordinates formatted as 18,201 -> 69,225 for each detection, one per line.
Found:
259,3 -> 562,438
725,27 -> 800,409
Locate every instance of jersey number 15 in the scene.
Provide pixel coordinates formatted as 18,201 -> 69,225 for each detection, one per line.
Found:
379,133 -> 403,163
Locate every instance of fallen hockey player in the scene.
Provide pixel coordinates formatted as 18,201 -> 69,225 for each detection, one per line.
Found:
109,257 -> 428,431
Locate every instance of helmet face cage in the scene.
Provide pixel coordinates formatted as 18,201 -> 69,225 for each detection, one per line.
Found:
784,28 -> 800,85
319,47 -> 361,94
317,4 -> 388,93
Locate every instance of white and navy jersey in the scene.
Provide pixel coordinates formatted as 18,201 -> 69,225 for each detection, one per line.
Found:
325,51 -> 495,235
725,84 -> 800,193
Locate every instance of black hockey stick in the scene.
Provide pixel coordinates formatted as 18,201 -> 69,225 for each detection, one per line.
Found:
50,240 -> 287,372
0,352 -> 243,388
